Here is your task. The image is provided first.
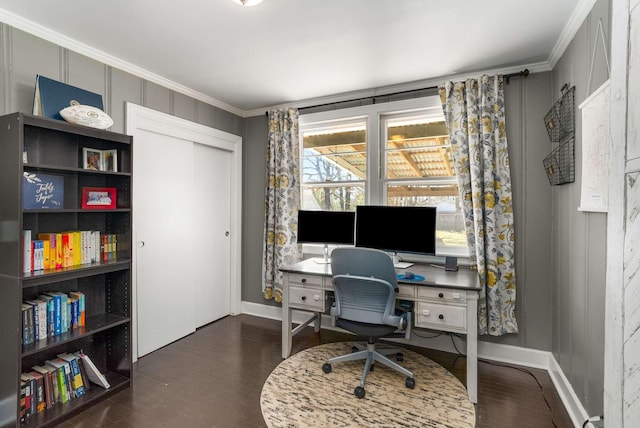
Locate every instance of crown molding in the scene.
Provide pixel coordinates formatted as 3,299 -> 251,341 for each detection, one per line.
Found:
0,7 -> 244,117
548,0 -> 597,68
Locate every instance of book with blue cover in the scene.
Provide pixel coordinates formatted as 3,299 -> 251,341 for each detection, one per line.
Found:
23,172 -> 64,209
32,75 -> 104,121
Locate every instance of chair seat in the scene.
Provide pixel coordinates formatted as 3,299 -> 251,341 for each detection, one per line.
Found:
336,318 -> 398,338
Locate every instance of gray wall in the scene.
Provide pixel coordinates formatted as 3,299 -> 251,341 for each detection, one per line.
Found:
0,25 -> 243,135
550,0 -> 610,416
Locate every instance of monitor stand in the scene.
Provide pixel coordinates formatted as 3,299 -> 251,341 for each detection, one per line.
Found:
312,244 -> 331,264
391,252 -> 413,269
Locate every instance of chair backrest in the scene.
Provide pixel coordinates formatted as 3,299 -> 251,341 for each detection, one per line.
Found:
330,247 -> 400,327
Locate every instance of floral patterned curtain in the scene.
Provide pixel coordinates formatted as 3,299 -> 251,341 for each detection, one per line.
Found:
262,108 -> 301,302
439,75 -> 518,336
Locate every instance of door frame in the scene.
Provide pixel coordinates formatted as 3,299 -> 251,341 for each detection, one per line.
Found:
125,102 -> 242,361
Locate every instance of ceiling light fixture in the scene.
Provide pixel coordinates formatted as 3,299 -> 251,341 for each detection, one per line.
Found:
232,0 -> 264,6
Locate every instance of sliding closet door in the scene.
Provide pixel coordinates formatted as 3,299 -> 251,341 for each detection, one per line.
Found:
193,143 -> 231,327
135,129 -> 196,357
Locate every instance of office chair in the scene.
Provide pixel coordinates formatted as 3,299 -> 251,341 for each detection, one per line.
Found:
322,247 -> 415,399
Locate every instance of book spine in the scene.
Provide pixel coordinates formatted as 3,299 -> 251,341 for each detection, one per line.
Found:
29,372 -> 45,413
55,232 -> 63,269
36,299 -> 47,340
70,298 -> 78,330
42,238 -> 50,269
19,380 -> 27,421
73,231 -> 81,266
22,230 -> 31,273
102,234 -> 109,262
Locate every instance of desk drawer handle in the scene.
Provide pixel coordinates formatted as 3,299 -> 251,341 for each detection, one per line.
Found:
438,314 -> 444,320
438,292 -> 444,298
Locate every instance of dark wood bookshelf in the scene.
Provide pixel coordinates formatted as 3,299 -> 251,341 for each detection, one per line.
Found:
0,112 -> 133,427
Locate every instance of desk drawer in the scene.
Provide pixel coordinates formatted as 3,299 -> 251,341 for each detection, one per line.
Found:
415,302 -> 466,332
397,284 -> 415,299
417,288 -> 466,303
287,273 -> 324,288
288,285 -> 325,311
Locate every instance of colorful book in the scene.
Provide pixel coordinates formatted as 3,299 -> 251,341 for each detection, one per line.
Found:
55,232 -> 63,268
38,233 -> 58,269
31,365 -> 56,409
19,380 -> 27,422
27,371 -> 46,413
44,362 -> 68,404
42,292 -> 62,336
38,294 -> 55,337
69,291 -> 85,327
73,231 -> 81,266
74,351 -> 110,389
57,353 -> 86,397
24,299 -> 47,341
21,303 -> 34,345
20,373 -> 36,418
46,359 -> 72,401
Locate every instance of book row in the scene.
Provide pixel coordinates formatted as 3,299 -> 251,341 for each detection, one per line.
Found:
20,350 -> 110,422
22,291 -> 85,345
22,230 -> 118,273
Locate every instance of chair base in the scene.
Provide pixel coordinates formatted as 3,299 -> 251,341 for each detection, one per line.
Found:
324,342 -> 415,398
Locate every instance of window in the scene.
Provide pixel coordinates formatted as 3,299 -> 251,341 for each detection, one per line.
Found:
299,97 -> 469,258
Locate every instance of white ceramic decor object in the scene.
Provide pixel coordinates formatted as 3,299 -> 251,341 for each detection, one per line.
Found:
60,105 -> 113,130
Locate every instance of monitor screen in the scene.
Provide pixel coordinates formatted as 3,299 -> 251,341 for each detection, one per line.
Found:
355,205 -> 437,256
297,210 -> 355,245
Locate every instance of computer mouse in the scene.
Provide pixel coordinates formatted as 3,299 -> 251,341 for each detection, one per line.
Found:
404,272 -> 415,279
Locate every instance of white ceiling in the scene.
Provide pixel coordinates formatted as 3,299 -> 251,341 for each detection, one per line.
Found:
0,0 -> 590,116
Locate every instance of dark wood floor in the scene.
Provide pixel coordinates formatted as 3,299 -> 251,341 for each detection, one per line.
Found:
61,314 -> 574,428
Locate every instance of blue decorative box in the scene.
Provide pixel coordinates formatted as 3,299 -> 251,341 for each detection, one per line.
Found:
23,172 -> 64,209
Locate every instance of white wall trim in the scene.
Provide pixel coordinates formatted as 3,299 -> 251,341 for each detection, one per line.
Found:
241,301 -> 589,428
548,0 -> 599,67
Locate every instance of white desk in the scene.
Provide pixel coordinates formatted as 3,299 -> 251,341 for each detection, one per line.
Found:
280,259 -> 481,403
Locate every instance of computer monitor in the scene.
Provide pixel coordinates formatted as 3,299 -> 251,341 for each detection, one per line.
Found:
355,205 -> 437,268
297,210 -> 356,263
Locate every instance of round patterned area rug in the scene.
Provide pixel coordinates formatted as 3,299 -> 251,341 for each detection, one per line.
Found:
260,342 -> 475,428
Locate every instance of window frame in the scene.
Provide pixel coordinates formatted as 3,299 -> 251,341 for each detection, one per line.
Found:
299,96 -> 470,264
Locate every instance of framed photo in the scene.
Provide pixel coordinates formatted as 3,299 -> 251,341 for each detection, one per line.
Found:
82,187 -> 116,210
83,147 -> 103,171
102,149 -> 118,172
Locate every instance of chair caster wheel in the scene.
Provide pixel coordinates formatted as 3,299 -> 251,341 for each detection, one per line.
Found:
396,353 -> 404,362
354,386 -> 366,399
322,363 -> 332,374
351,346 -> 359,353
406,377 -> 415,389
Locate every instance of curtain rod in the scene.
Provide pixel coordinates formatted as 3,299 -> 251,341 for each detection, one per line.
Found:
265,69 -> 529,116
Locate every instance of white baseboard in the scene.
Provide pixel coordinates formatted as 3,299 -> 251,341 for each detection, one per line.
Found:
240,301 -> 589,427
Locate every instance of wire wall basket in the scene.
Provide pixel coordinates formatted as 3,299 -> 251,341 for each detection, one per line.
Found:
543,137 -> 575,185
544,86 -> 575,143
543,86 -> 575,185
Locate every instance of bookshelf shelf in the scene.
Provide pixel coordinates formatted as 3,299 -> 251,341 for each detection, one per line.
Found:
0,112 -> 133,427
21,372 -> 130,428
21,313 -> 130,358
